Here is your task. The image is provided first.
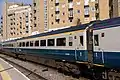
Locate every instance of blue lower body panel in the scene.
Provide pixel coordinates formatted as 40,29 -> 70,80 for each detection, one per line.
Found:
94,51 -> 120,68
3,48 -> 88,62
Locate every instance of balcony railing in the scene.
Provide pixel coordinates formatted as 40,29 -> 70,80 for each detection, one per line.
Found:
55,11 -> 60,14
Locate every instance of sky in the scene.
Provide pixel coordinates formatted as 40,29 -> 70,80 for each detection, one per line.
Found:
0,0 -> 32,15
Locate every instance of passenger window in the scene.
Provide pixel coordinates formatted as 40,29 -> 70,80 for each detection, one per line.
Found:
22,42 -> 25,47
30,41 -> 33,46
48,39 -> 54,46
18,42 -> 21,47
26,42 -> 29,47
80,36 -> 83,46
69,37 -> 73,46
57,38 -> 66,46
19,43 -> 22,47
35,40 -> 39,46
40,40 -> 46,46
94,34 -> 99,46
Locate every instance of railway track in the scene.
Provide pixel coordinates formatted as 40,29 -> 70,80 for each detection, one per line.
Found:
0,54 -> 47,80
0,53 -> 89,80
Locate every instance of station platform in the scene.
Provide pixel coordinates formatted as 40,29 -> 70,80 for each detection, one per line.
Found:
0,58 -> 30,80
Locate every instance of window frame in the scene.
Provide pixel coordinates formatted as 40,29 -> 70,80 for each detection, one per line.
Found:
56,37 -> 66,46
80,35 -> 84,46
47,39 -> 55,46
94,34 -> 99,46
40,40 -> 46,46
35,40 -> 39,47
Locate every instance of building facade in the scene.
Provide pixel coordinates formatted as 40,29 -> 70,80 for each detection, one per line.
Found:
109,0 -> 120,18
32,0 -> 110,32
31,0 -> 44,35
2,2 -> 32,40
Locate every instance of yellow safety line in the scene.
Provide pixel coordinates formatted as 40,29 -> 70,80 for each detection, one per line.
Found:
0,64 -> 12,80
93,64 -> 104,67
76,61 -> 88,64
76,61 -> 105,67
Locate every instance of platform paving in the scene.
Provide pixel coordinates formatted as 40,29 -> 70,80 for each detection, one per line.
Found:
0,58 -> 30,80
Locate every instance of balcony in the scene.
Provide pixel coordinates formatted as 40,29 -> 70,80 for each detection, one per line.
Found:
56,6 -> 59,11
95,3 -> 99,9
68,0 -> 73,3
55,19 -> 60,23
68,3 -> 73,9
55,3 -> 59,6
96,9 -> 99,13
55,0 -> 59,3
68,8 -> 73,11
55,0 -> 59,6
95,13 -> 99,20
95,0 -> 99,3
84,15 -> 90,17
68,16 -> 73,20
55,11 -> 60,14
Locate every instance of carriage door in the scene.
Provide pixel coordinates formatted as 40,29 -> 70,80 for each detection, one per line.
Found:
86,27 -> 93,66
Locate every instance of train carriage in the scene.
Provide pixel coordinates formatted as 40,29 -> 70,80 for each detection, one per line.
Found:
1,17 -> 120,79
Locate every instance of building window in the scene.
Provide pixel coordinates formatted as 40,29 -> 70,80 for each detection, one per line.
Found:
57,38 -> 66,46
34,17 -> 36,20
68,0 -> 73,3
26,31 -> 29,33
33,3 -> 36,7
70,19 -> 72,22
63,12 -> 65,15
11,33 -> 13,35
80,36 -> 83,46
55,19 -> 60,23
11,28 -> 13,30
26,16 -> 28,18
40,40 -> 46,46
51,14 -> 53,17
63,20 -> 65,23
47,39 -> 55,46
26,21 -> 28,23
69,10 -> 73,16
52,22 -> 54,25
34,23 -> 37,27
77,10 -> 80,13
84,5 -> 89,17
95,13 -> 99,20
20,25 -> 22,29
94,34 -> 99,46
34,10 -> 36,13
11,23 -> 13,25
35,40 -> 39,46
26,26 -> 28,28
20,32 -> 22,34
